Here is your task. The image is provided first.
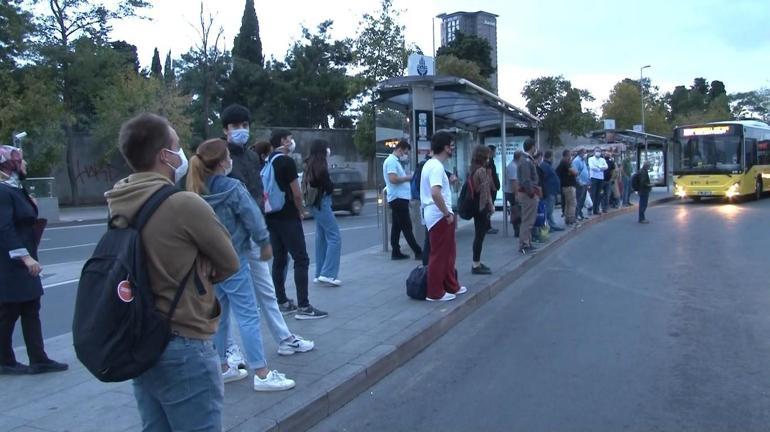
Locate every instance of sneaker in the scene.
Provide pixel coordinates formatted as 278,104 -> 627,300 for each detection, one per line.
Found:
295,305 -> 329,320
414,250 -> 423,261
471,264 -> 491,275
278,335 -> 315,356
318,276 -> 342,286
456,286 -> 468,295
550,226 -> 565,232
639,220 -> 650,224
487,228 -> 499,234
254,370 -> 296,392
222,366 -> 248,383
426,292 -> 456,302
391,252 -> 410,260
226,344 -> 246,369
313,277 -> 319,283
279,299 -> 298,315
0,361 -> 29,375
27,359 -> 68,374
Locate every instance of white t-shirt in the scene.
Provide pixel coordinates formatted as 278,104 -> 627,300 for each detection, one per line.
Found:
420,158 -> 452,230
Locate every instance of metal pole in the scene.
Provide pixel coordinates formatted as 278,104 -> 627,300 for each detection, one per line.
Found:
501,113 -> 508,237
640,65 -> 651,157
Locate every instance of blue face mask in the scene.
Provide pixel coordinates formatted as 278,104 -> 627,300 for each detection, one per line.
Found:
230,129 -> 250,146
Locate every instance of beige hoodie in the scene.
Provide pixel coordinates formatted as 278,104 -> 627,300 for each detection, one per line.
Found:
105,172 -> 239,339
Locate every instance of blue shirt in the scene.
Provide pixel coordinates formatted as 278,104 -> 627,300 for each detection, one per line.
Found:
572,156 -> 590,186
383,154 -> 411,201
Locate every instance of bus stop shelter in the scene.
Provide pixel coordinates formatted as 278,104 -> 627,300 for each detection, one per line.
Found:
590,129 -> 670,186
374,75 -> 540,239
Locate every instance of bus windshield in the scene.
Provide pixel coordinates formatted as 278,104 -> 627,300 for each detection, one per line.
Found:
673,126 -> 742,173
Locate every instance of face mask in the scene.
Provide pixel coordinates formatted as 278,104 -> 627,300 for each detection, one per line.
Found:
594,152 -> 600,157
327,148 -> 331,157
230,129 -> 249,146
399,154 -> 409,163
284,139 -> 296,154
223,157 -> 233,176
164,148 -> 189,183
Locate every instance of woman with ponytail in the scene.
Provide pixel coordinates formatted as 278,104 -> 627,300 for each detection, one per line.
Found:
304,139 -> 342,286
186,139 -> 295,392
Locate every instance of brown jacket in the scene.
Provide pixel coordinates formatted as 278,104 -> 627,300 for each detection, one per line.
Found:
105,172 -> 239,339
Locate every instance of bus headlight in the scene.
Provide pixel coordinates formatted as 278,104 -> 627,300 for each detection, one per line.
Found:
726,183 -> 740,198
674,184 -> 687,198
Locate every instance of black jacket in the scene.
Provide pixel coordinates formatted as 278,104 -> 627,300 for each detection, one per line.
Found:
639,169 -> 653,192
227,143 -> 264,210
488,159 -> 501,193
0,184 -> 44,302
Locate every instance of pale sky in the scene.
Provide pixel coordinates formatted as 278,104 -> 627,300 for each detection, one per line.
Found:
112,0 -> 770,113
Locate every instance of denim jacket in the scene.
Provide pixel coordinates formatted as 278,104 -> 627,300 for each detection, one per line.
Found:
203,175 -> 270,256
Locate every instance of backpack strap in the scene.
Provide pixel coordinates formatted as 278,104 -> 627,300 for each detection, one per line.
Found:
133,185 -> 180,230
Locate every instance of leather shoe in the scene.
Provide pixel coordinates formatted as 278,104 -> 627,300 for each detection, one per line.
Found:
0,362 -> 29,375
391,252 -> 410,260
28,359 -> 68,374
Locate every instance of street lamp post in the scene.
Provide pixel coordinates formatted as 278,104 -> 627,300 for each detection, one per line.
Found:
640,65 -> 651,157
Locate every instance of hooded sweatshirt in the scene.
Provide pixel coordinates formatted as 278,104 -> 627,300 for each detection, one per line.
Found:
105,172 -> 239,339
203,174 -> 270,256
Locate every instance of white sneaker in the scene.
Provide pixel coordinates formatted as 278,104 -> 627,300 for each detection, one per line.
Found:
226,344 -> 246,369
222,367 -> 248,383
253,370 -> 296,392
277,335 -> 315,356
313,277 -> 319,283
456,286 -> 468,295
317,276 -> 342,286
426,292 -> 456,302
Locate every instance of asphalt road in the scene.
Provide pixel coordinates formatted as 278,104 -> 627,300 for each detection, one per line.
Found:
313,197 -> 770,432
14,203 -> 386,347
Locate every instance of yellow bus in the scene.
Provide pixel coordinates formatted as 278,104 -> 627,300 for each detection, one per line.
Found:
672,120 -> 770,201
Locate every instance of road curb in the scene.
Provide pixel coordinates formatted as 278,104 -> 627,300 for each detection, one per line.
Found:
269,194 -> 676,431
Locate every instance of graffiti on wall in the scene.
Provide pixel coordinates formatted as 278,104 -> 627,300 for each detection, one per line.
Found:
73,159 -> 119,185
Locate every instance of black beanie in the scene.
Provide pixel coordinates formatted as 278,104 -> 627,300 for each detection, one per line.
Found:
221,104 -> 251,128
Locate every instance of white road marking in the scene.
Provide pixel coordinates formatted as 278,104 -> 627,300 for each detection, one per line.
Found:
39,243 -> 97,252
46,223 -> 105,231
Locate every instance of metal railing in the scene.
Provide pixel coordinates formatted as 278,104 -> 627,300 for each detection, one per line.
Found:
22,177 -> 56,198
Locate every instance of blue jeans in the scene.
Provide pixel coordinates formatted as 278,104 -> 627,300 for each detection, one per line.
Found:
133,336 -> 223,432
214,256 -> 267,370
622,176 -> 632,205
638,190 -> 650,221
310,195 -> 341,279
544,194 -> 559,228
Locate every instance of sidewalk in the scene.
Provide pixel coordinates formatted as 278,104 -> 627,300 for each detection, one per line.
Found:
3,190 -> 672,432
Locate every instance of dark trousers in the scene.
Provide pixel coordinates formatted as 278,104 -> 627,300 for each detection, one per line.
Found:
267,218 -> 310,308
504,192 -> 520,236
576,184 -> 588,219
638,190 -> 650,222
427,218 -> 460,300
0,298 -> 47,366
422,226 -> 430,266
590,178 -> 603,214
389,199 -> 421,254
472,210 -> 490,262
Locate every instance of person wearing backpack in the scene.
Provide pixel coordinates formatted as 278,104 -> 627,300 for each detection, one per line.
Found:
263,129 -> 328,319
469,145 -> 494,275
384,140 -> 422,260
187,138 -> 295,392
219,106 -> 314,371
104,113 -> 240,431
0,145 -> 68,375
638,160 -> 653,224
304,139 -> 342,286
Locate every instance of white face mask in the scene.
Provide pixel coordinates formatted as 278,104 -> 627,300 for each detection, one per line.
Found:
326,148 -> 331,157
163,148 -> 189,183
399,153 -> 409,163
284,138 -> 296,154
223,157 -> 233,176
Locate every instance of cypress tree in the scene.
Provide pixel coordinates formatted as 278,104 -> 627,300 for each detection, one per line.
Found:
163,51 -> 175,85
232,0 -> 263,65
150,47 -> 162,78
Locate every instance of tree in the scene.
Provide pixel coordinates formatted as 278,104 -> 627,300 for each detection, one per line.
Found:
436,31 -> 495,78
111,40 -> 140,73
93,73 -> 192,160
222,0 -> 267,123
0,0 -> 31,69
163,51 -> 175,85
730,89 -> 770,122
602,80 -> 670,136
35,0 -> 151,204
436,54 -> 491,90
522,76 -> 596,147
665,78 -> 732,126
150,47 -> 162,78
177,3 -> 230,142
261,21 -> 356,128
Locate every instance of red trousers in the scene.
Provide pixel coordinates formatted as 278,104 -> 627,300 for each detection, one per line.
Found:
427,218 -> 460,299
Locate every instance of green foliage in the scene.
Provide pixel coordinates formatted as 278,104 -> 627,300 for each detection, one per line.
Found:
730,89 -> 770,122
601,80 -> 670,136
436,32 -> 495,78
150,47 -> 162,78
93,73 -> 192,160
522,75 -> 596,147
354,103 -> 375,159
163,51 -> 175,85
0,0 -> 31,68
666,77 -> 731,125
435,54 -> 491,90
232,0 -> 263,66
354,0 -> 411,90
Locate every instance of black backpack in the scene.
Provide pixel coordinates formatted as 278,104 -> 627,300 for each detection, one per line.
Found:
73,185 -> 194,382
457,174 -> 479,220
631,173 -> 640,192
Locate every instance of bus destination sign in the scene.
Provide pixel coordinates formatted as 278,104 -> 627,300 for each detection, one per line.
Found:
682,125 -> 732,137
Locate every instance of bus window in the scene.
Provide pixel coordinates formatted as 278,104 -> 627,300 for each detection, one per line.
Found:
758,140 -> 770,165
746,138 -> 757,169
